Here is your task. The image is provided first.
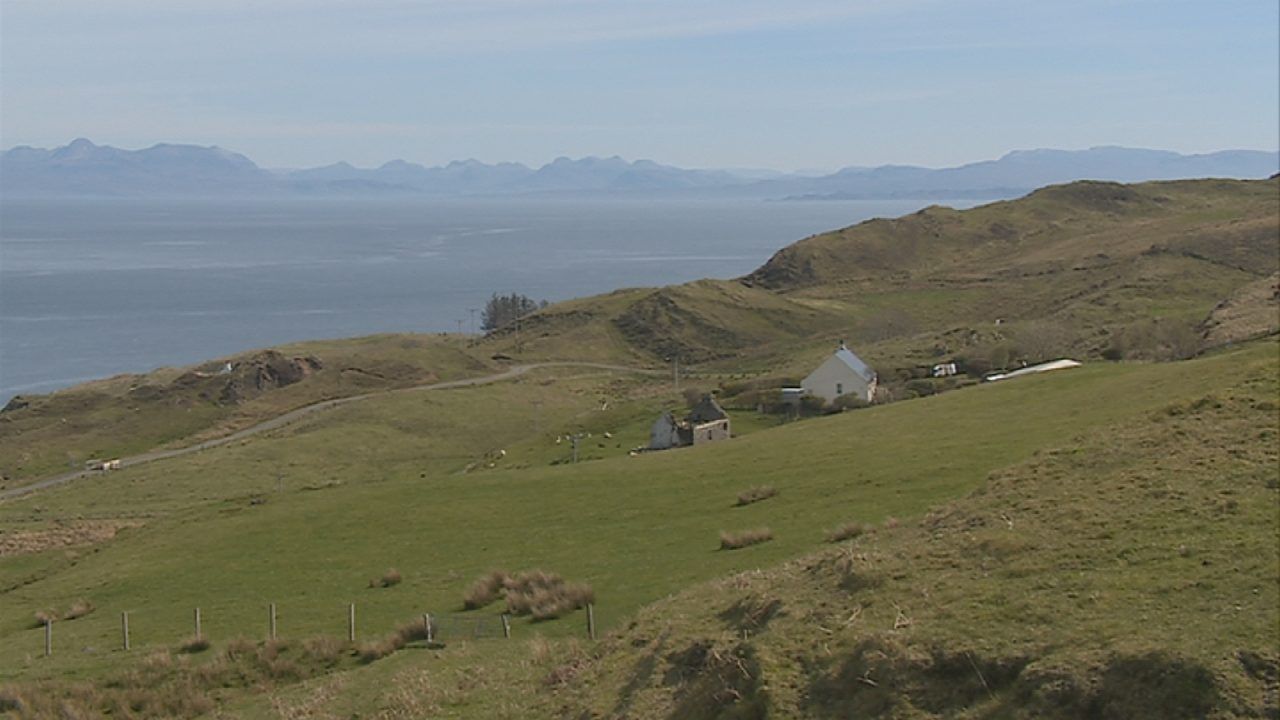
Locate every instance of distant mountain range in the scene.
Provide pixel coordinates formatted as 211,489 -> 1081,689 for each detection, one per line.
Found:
2,139 -> 1276,200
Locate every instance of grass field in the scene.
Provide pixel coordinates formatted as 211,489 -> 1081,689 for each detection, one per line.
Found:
1,339 -> 1274,716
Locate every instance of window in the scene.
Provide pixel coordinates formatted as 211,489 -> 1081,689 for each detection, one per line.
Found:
836,383 -> 843,396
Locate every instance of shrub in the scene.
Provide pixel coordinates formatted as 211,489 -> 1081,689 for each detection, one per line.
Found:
464,570 -> 511,609
904,379 -> 937,398
735,485 -> 778,506
831,395 -> 870,411
380,568 -> 403,588
719,528 -> 773,550
826,521 -> 868,543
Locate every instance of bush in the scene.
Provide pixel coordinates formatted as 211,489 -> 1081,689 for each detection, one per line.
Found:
464,570 -> 511,609
735,486 -> 778,506
904,379 -> 937,398
719,528 -> 774,550
831,395 -> 870,411
798,395 -> 827,415
826,522 -> 868,543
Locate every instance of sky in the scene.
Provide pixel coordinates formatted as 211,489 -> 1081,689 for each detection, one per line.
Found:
1,0 -> 1277,171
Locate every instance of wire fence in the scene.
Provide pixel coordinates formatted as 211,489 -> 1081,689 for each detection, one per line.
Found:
25,601 -> 597,658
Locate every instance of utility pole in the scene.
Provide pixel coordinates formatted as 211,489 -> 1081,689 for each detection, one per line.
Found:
455,319 -> 464,335
468,308 -> 478,335
570,433 -> 583,463
515,316 -> 522,353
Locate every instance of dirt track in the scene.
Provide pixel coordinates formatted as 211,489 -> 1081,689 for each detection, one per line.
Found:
0,362 -> 656,503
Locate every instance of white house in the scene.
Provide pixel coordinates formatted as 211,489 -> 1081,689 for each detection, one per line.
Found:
801,342 -> 877,404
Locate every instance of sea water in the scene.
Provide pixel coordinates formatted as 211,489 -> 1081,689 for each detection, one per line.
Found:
0,196 -> 986,401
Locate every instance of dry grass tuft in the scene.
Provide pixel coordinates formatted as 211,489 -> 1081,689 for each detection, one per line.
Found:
220,636 -> 256,661
463,569 -> 594,620
735,485 -> 778,506
64,598 -> 96,620
463,569 -> 510,609
719,527 -> 774,550
826,521 -> 868,543
356,637 -> 403,664
297,636 -> 344,667
502,570 -> 595,621
31,598 -> 97,627
394,617 -> 433,645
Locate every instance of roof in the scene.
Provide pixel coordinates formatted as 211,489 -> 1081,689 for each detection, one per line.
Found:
834,347 -> 876,382
985,358 -> 1081,382
687,395 -> 729,424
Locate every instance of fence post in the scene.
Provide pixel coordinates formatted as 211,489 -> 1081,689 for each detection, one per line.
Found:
501,613 -> 511,639
194,607 -> 202,640
586,603 -> 596,640
269,603 -> 277,640
44,619 -> 52,657
348,604 -> 356,643
425,613 -> 433,643
122,612 -> 130,651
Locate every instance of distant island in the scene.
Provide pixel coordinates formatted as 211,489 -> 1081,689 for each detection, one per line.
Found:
2,139 -> 1276,200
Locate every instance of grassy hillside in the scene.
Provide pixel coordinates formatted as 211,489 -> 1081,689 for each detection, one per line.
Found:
1,340 -> 1274,716
5,178 -> 1275,489
0,334 -> 498,485
543,344 -> 1279,719
482,178 -> 1278,380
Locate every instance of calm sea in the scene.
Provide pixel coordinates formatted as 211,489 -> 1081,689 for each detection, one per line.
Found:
0,196 -> 985,401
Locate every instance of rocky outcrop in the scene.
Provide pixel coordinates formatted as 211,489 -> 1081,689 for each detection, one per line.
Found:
171,351 -> 323,405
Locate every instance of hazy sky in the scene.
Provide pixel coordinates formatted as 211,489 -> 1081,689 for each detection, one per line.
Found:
2,0 -> 1277,170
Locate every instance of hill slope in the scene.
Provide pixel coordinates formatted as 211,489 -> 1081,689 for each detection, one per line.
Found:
543,345 -> 1278,718
492,178 -> 1278,376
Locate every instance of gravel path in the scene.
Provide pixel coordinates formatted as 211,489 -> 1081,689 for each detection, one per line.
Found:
0,362 -> 656,503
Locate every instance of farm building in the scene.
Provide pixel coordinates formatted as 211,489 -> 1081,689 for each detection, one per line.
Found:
801,341 -> 878,404
648,395 -> 731,450
984,358 -> 1081,382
